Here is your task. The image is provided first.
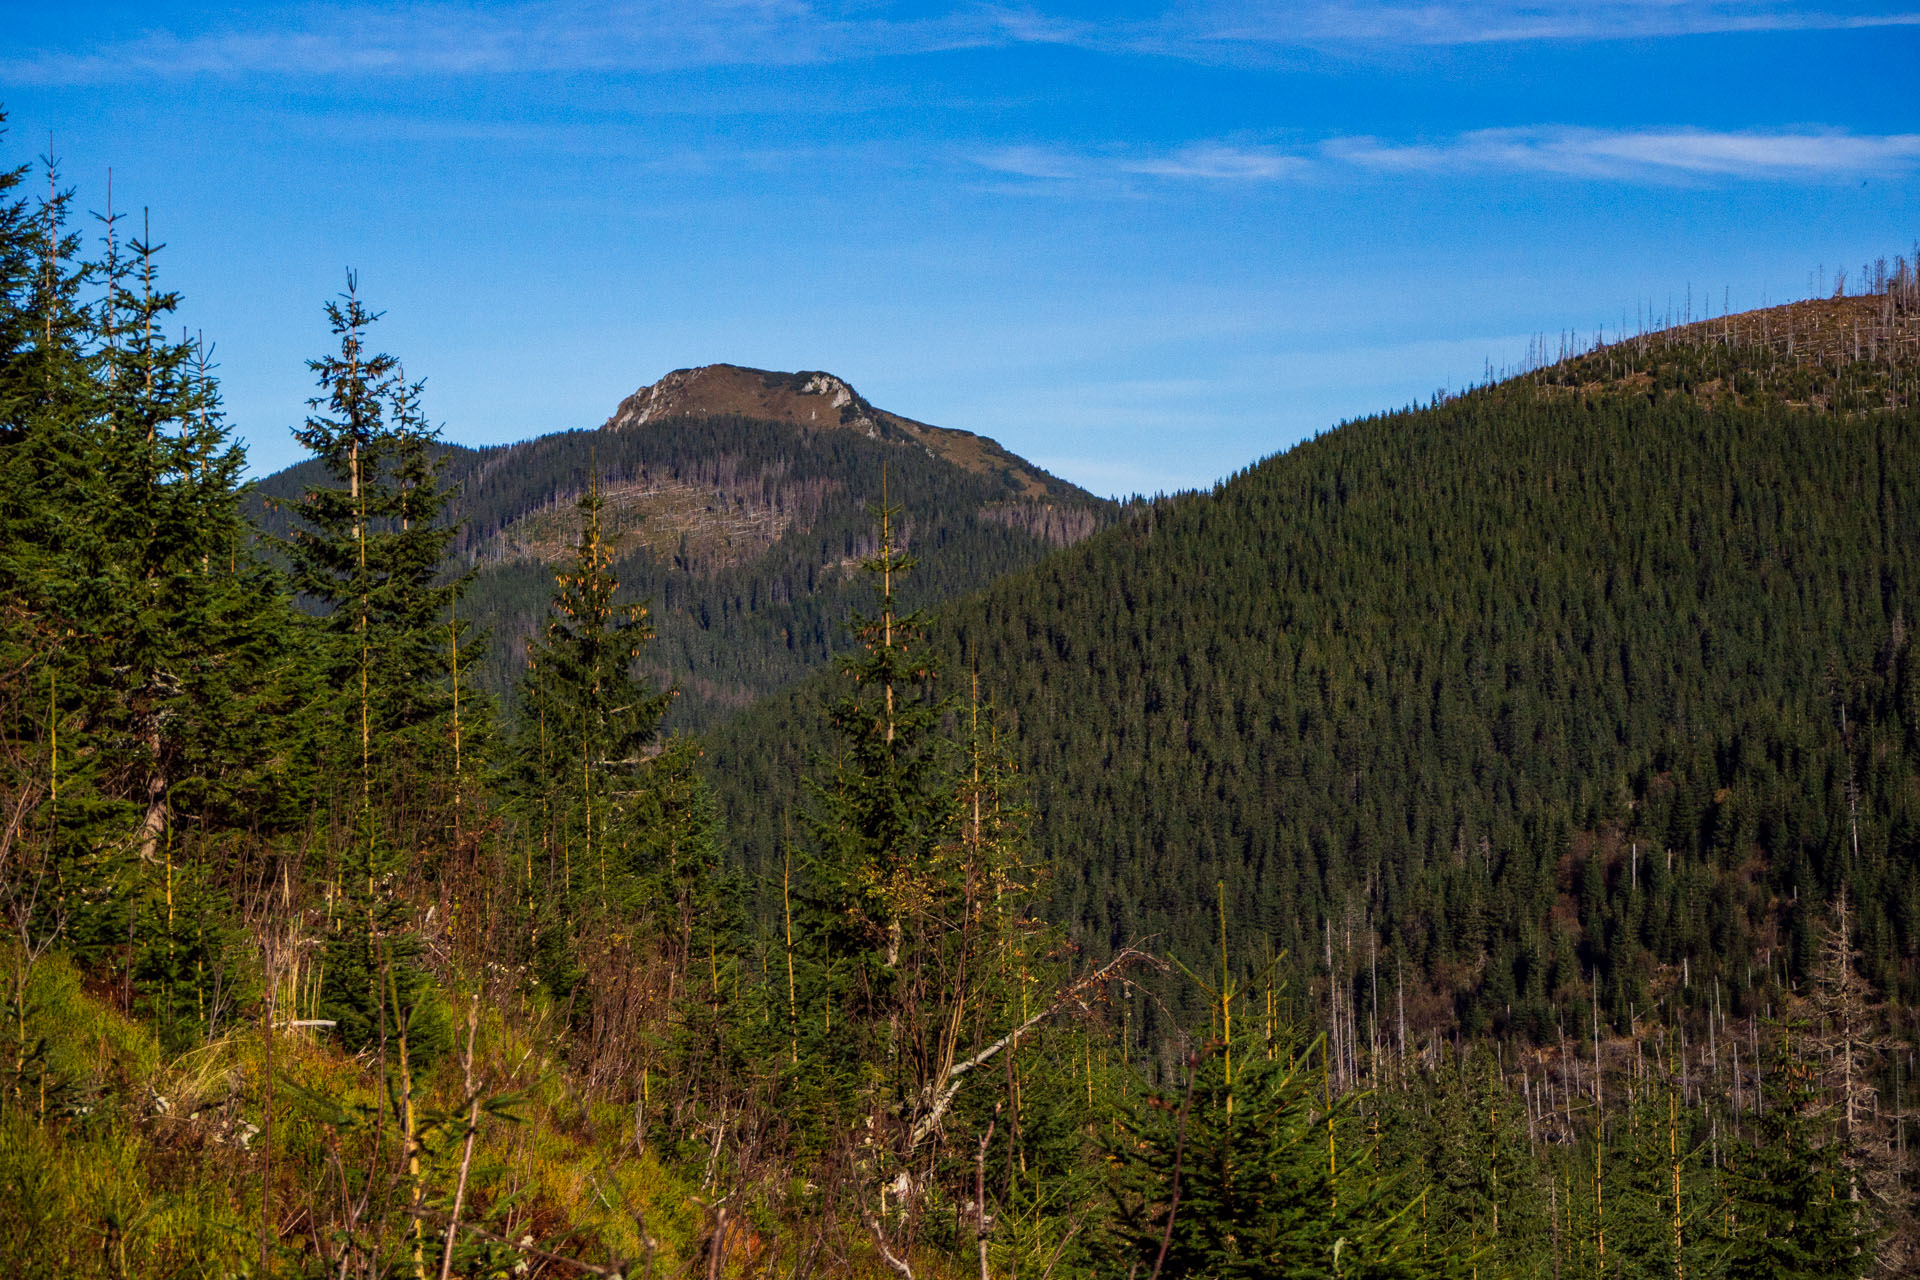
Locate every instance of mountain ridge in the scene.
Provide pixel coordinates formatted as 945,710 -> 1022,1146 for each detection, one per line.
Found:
604,362 -> 1067,500
251,363 -> 1114,728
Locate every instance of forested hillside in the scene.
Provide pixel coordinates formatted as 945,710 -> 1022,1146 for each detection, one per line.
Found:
712,283 -> 1920,1052
250,369 -> 1110,729
7,111 -> 1920,1278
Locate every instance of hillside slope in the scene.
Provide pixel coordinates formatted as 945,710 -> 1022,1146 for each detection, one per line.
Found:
253,366 -> 1111,728
708,282 -> 1920,1043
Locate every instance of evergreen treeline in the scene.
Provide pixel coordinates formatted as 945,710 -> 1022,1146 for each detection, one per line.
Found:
3,113 -> 1914,1277
249,409 -> 1113,732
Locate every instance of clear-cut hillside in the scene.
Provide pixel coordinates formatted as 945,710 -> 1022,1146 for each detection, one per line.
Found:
1536,283 -> 1920,412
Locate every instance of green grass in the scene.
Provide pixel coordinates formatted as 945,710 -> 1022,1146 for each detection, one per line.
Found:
0,951 -> 731,1278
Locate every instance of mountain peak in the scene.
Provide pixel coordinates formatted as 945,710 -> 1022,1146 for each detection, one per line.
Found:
604,362 -> 1071,500
605,364 -> 884,433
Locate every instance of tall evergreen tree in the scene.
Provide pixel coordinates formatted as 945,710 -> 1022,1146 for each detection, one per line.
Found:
0,111 -> 44,441
511,478 -> 672,1000
1,157 -> 307,1008
285,274 -> 473,833
287,277 -> 464,1054
1720,1051 -> 1869,1279
797,487 -> 954,1073
781,492 -> 1154,1275
1379,1047 -> 1548,1276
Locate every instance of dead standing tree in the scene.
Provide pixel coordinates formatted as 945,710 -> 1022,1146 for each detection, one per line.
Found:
1805,889 -> 1908,1243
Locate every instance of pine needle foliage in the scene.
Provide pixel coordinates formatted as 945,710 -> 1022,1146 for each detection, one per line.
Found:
511,479 -> 673,1002
799,490 -> 954,1039
1719,1055 -> 1869,1279
788,488 -> 956,1138
1,136 -> 307,1015
286,277 -> 465,1058
1104,1032 -> 1472,1280
284,274 -> 474,830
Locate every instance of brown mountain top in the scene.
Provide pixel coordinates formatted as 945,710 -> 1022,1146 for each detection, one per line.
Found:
1656,287 -> 1920,366
1532,273 -> 1920,416
603,363 -> 1061,499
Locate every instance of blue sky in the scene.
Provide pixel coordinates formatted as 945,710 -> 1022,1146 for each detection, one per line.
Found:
4,2 -> 1916,495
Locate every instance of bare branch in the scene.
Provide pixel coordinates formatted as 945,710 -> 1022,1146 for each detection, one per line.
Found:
909,943 -> 1160,1151
861,1205 -> 917,1280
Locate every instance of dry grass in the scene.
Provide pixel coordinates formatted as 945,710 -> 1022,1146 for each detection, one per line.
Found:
0,949 -> 727,1278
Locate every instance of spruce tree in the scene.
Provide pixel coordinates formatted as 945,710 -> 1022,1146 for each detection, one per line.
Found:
796,487 -> 954,1085
107,322 -> 308,1049
1103,1032 -> 1470,1279
285,275 -> 473,832
1381,1046 -> 1548,1276
1720,1052 -> 1868,1279
1,158 -> 307,1016
786,492 -> 1139,1268
0,110 -> 41,439
511,478 -> 672,1001
288,276 -> 463,1055
0,148 -> 109,960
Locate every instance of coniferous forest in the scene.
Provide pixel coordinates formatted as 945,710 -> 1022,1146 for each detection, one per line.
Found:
7,113 -> 1920,1279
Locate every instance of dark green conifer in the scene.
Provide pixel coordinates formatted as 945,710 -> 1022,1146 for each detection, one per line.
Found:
1104,1032 -> 1469,1279
288,277 -> 463,1056
797,486 -> 953,1067
285,276 -> 474,828
2,161 -> 307,1010
511,478 -> 672,999
1720,1053 -> 1868,1279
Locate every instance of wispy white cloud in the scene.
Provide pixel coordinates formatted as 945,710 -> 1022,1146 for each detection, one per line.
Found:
972,141 -> 1312,194
973,145 -> 1100,183
8,1 -> 1917,84
0,1 -> 1013,83
1327,126 -> 1920,180
974,126 -> 1920,195
1123,143 -> 1311,181
960,1 -> 1920,66
1119,1 -> 1920,56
